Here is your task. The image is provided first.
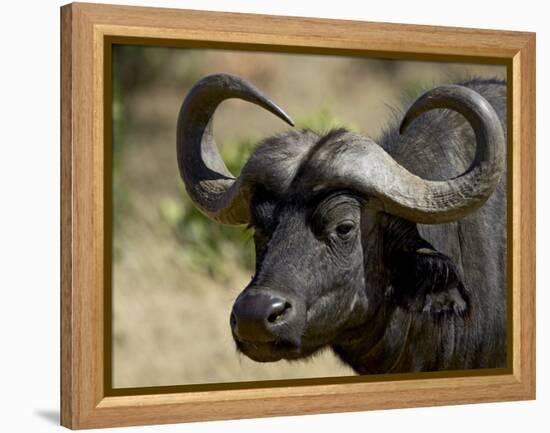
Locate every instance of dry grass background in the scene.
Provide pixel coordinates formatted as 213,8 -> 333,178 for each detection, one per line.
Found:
111,46 -> 505,388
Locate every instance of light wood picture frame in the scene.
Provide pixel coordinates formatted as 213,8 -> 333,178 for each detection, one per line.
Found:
60,2 -> 536,429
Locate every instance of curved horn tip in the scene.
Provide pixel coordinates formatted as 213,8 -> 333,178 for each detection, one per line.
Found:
398,91 -> 435,135
211,73 -> 295,127
279,109 -> 295,127
253,91 -> 295,128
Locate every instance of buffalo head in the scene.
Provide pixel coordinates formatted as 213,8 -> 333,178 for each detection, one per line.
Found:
176,74 -> 505,365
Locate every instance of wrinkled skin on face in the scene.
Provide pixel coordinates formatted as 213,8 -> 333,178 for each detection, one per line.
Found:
232,190 -> 371,362
231,187 -> 471,367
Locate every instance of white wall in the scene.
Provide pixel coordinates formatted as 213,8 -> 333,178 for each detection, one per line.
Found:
1,0 -> 546,431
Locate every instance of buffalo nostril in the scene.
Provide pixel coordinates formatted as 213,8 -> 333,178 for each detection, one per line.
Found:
267,301 -> 292,323
231,292 -> 295,342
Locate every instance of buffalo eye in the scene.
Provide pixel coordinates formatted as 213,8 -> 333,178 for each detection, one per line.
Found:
335,220 -> 356,239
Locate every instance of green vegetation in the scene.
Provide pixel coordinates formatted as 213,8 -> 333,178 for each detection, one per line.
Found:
294,106 -> 358,133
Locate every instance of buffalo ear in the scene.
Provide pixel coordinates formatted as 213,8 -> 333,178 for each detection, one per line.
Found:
384,219 -> 469,318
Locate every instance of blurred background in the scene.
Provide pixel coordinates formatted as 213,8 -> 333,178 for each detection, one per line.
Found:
111,45 -> 505,388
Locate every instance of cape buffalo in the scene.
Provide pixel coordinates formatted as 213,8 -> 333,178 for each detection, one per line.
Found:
176,73 -> 507,374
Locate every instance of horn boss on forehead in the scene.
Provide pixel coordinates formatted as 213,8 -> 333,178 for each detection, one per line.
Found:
299,85 -> 505,223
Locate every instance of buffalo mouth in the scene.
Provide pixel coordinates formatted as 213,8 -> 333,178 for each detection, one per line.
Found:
233,336 -> 319,362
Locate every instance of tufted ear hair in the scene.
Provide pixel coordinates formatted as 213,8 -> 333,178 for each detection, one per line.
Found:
383,217 -> 469,318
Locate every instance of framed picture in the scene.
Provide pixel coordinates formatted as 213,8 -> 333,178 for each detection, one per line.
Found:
60,2 -> 536,429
